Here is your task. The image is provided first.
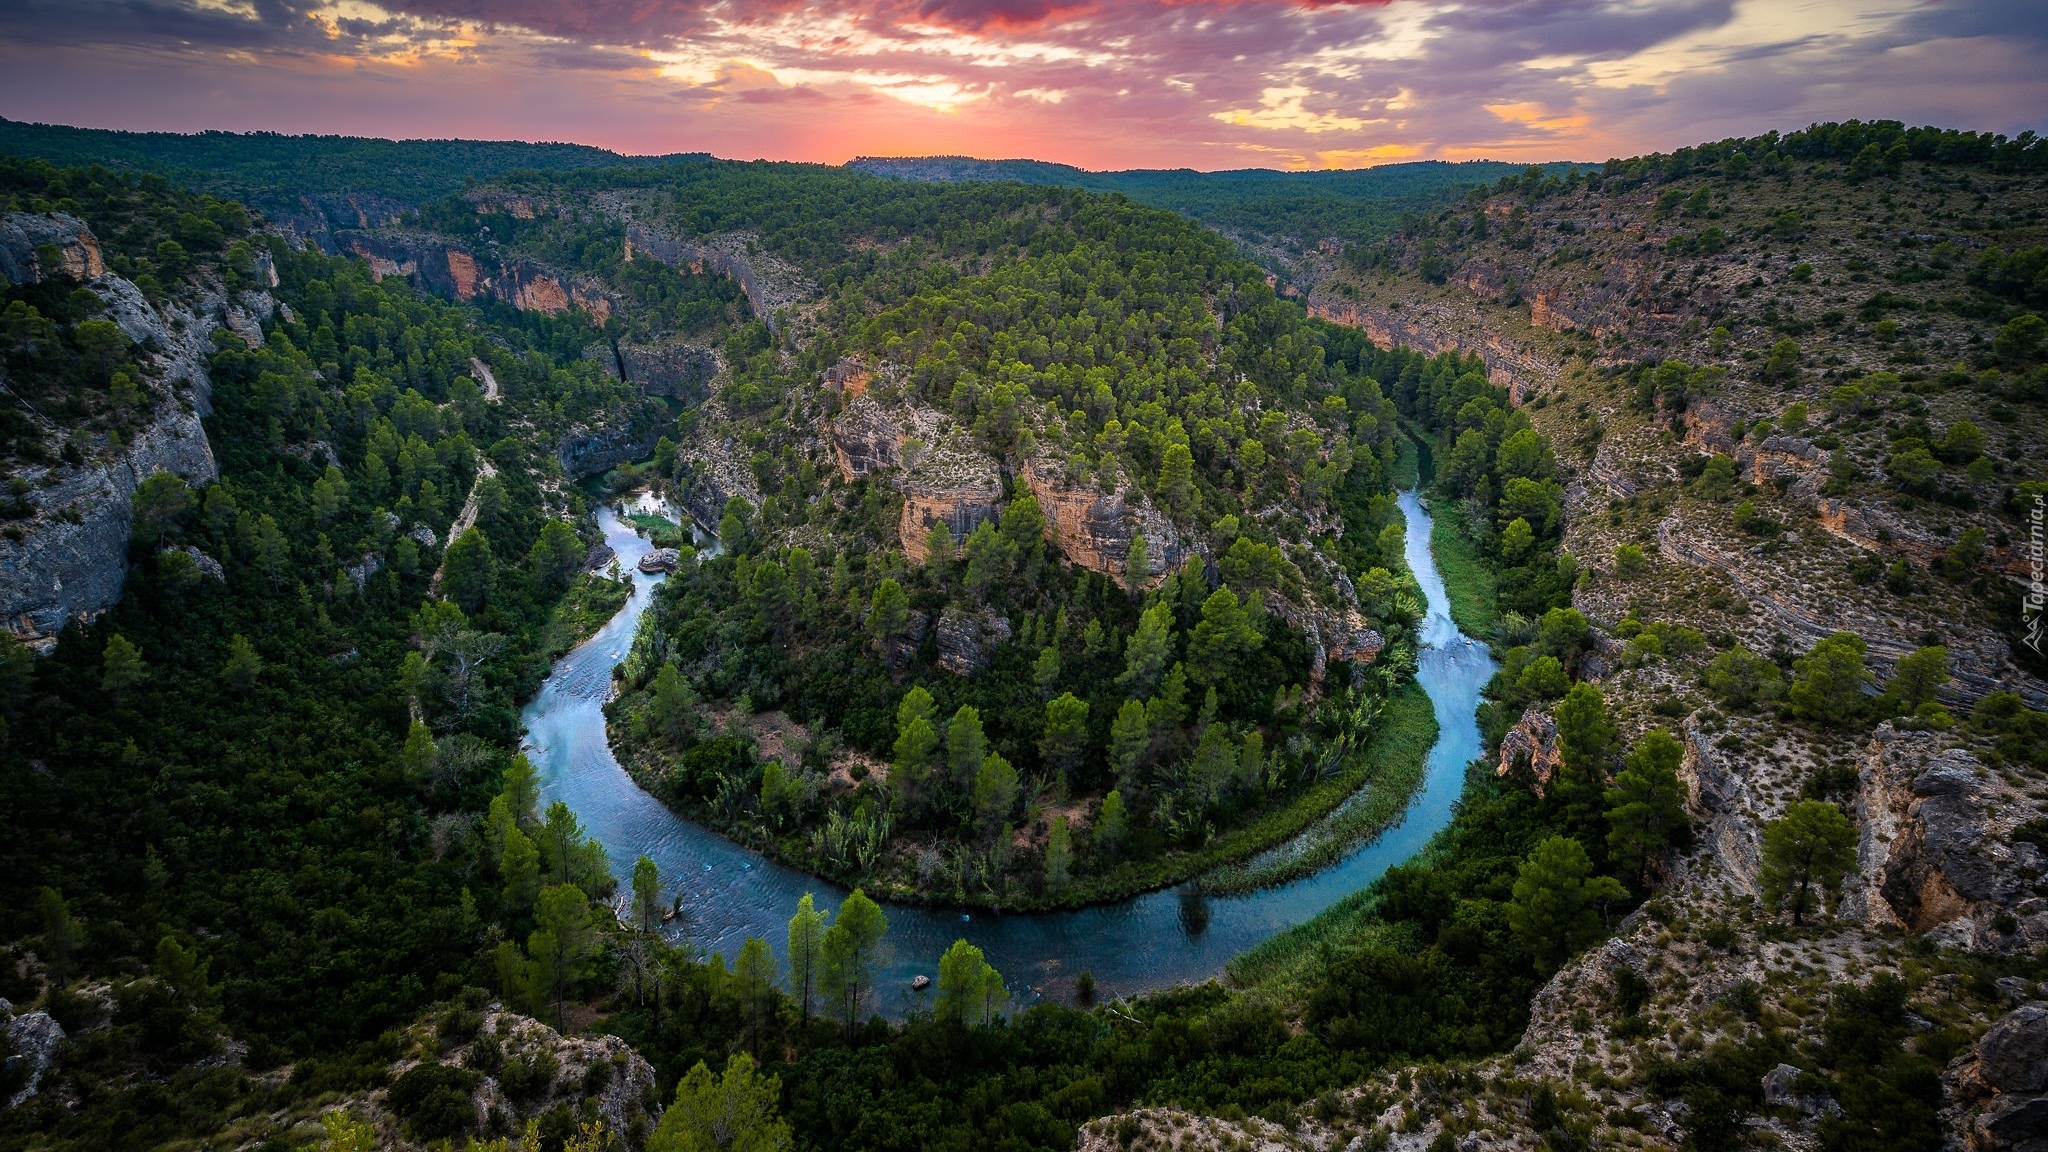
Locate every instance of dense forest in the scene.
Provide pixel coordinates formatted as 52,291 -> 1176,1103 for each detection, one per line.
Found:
524,170 -> 1435,907
4,114 -> 2047,1152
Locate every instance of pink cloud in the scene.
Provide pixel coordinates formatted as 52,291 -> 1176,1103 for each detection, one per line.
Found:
0,0 -> 2039,170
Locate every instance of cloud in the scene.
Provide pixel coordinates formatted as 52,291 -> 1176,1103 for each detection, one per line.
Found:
0,0 -> 2040,169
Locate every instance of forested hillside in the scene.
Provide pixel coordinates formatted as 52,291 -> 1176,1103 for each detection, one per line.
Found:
846,156 -> 1573,255
2,116 -> 2046,1152
1096,118 -> 2048,1152
384,159 -> 1426,909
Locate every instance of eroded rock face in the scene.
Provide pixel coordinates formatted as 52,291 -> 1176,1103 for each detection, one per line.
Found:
558,410 -> 665,480
1305,298 -> 1562,403
0,212 -> 105,285
1496,707 -> 1563,795
936,605 -> 1013,676
1952,1003 -> 2048,1152
623,221 -> 814,329
2,221 -> 232,650
1855,733 -> 2048,951
1019,458 -> 1186,588
367,1009 -> 659,1148
829,394 -> 909,479
338,231 -> 616,323
2,1001 -> 65,1108
618,342 -> 721,403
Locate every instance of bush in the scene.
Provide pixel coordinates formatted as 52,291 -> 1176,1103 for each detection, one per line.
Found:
500,1047 -> 559,1102
387,1062 -> 482,1140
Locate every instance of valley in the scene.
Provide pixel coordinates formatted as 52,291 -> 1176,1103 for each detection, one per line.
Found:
0,116 -> 2044,1152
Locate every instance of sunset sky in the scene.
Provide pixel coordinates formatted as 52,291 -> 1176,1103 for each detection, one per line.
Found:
0,0 -> 2041,171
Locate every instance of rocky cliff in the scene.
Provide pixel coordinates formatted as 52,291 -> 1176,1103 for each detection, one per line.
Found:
0,212 -> 104,285
622,221 -> 815,331
556,406 -> 667,480
1019,456 -> 1188,589
1,214 -> 245,648
337,230 -> 617,324
586,339 -> 723,403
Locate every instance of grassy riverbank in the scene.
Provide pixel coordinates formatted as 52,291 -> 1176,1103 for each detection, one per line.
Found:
1193,684 -> 1436,896
537,572 -> 635,662
1425,497 -> 1499,643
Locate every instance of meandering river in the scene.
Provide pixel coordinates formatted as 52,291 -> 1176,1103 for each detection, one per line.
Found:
523,490 -> 1494,1011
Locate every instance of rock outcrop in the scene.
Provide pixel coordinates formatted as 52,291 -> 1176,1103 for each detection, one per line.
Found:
354,1008 -> 659,1149
1019,457 -> 1187,589
0,212 -> 104,284
338,231 -> 616,323
936,605 -> 1013,676
1306,298 -> 1562,403
1496,707 -> 1563,795
587,340 -> 722,403
1951,1002 -> 2048,1152
1856,737 -> 2048,951
2,999 -> 65,1108
0,215 -> 237,648
0,405 -> 219,648
557,405 -> 666,479
623,222 -> 814,329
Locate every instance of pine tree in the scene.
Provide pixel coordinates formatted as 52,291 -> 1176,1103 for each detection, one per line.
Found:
1039,693 -> 1089,785
935,938 -> 1008,1027
818,888 -> 888,1036
1788,631 -> 1869,726
734,936 -> 779,1057
632,855 -> 665,933
787,892 -> 827,1026
1605,728 -> 1690,888
946,705 -> 987,792
1045,815 -> 1073,892
1509,836 -> 1626,973
101,633 -> 146,705
1119,602 -> 1174,696
650,1055 -> 792,1152
1761,800 -> 1857,924
441,526 -> 498,613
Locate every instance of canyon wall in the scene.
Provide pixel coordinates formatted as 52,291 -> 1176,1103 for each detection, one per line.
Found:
1,214 -> 236,648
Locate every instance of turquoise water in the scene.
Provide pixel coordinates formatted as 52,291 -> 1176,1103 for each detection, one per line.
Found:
523,490 -> 1495,1011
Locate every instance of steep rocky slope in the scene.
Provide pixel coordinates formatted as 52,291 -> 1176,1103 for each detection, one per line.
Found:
0,212 -> 258,647
1080,131 -> 2048,1151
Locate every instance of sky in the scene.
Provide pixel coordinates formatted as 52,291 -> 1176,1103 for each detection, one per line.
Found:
0,0 -> 2042,171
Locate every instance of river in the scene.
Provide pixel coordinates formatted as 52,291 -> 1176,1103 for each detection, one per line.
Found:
523,490 -> 1495,1011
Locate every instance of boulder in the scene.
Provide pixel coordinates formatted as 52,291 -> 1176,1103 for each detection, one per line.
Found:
1980,1004 -> 2048,1096
168,545 -> 226,583
936,605 -> 1013,676
1496,708 -> 1563,795
3,1002 -> 66,1108
0,212 -> 104,285
1979,1095 -> 2048,1152
638,548 -> 681,574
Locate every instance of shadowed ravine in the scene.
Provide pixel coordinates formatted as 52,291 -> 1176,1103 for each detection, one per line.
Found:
523,490 -> 1495,1012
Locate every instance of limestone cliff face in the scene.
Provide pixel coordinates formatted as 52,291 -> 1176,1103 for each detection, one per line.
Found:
1856,732 -> 2048,951
1306,298 -> 1563,403
557,404 -> 667,480
1495,707 -> 1563,795
0,212 -> 105,284
0,392 -> 218,649
622,221 -> 815,331
587,338 -> 724,404
337,231 -> 616,324
0,216 -> 252,647
1019,457 -> 1187,589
